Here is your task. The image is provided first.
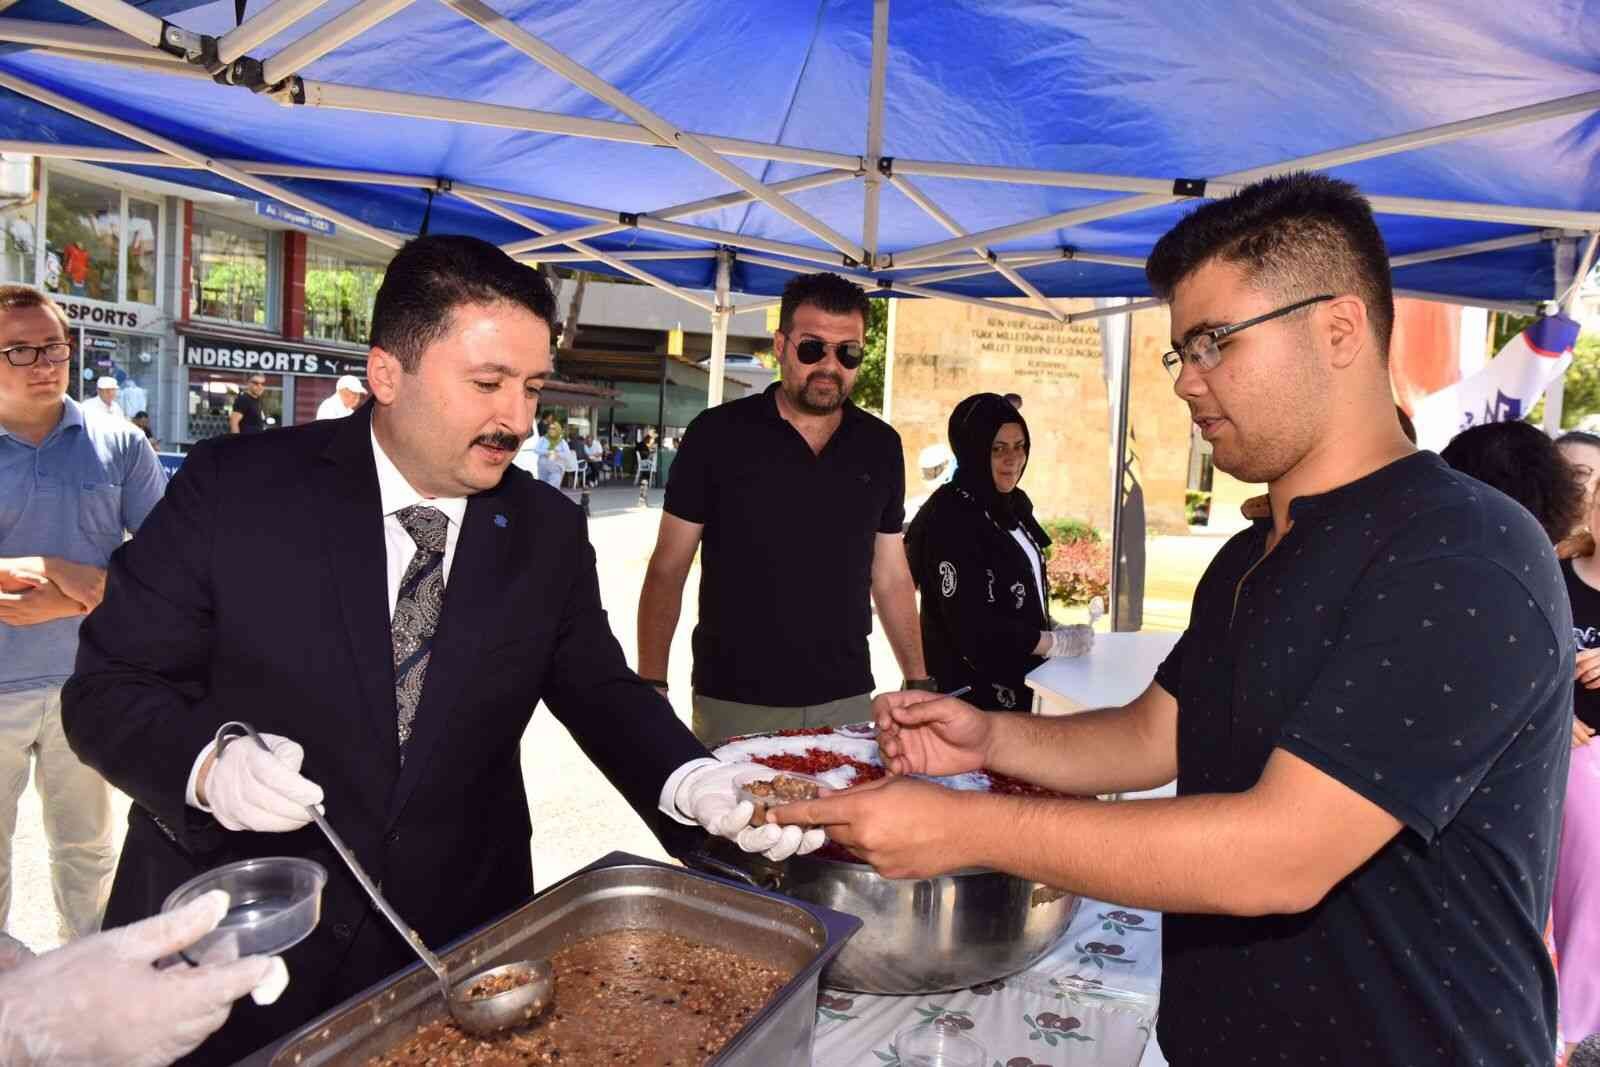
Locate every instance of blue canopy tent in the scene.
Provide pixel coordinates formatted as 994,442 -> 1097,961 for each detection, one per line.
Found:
0,0 -> 1596,622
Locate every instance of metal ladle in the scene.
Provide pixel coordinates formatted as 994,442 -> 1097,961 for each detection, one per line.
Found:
215,721 -> 554,1036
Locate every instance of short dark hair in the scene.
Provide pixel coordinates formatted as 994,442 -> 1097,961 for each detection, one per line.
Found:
1146,172 -> 1395,362
133,410 -> 149,420
0,283 -> 70,334
778,272 -> 871,335
1395,405 -> 1416,444
370,235 -> 558,372
1556,430 -> 1600,451
1441,420 -> 1584,545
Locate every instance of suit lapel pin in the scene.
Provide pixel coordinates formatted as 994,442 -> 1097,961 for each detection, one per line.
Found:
494,513 -> 509,528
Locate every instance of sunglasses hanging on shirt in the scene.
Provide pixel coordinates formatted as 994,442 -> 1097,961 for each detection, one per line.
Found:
785,336 -> 865,371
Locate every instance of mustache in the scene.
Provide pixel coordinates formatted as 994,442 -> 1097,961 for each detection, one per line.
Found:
805,371 -> 844,390
473,432 -> 523,451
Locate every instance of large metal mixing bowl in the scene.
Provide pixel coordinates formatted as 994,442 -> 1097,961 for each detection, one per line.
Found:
692,841 -> 1080,995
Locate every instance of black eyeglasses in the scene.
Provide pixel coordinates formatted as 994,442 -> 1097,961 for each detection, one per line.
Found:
1162,294 -> 1334,380
2,342 -> 71,367
782,333 -> 864,371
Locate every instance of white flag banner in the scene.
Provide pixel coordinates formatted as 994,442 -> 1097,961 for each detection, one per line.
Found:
1411,313 -> 1581,451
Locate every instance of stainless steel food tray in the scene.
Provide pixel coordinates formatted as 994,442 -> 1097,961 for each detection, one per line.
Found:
235,852 -> 860,1066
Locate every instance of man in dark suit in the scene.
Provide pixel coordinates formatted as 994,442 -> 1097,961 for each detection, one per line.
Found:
62,236 -> 818,1064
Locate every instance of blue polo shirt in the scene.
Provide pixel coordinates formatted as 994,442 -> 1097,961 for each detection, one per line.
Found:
0,398 -> 166,693
1153,452 -> 1569,1066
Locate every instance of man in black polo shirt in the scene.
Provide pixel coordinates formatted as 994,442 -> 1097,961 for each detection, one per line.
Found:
776,174 -> 1570,1065
638,272 -> 929,744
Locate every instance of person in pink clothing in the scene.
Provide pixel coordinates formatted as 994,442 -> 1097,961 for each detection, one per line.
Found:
1560,432 -> 1600,1056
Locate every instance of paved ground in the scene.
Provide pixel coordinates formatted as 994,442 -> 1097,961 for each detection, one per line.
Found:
6,482 -> 1228,951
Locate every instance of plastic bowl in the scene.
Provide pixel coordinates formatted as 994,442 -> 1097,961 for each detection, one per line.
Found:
162,856 -> 328,965
738,771 -> 827,820
893,1020 -> 986,1067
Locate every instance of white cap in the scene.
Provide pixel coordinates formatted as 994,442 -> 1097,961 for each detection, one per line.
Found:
96,376 -> 118,390
336,374 -> 367,394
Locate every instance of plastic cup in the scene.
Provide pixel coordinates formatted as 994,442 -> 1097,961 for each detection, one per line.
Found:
893,1020 -> 986,1067
162,856 -> 327,965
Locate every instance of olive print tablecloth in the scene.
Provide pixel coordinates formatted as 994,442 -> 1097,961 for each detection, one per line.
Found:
812,898 -> 1166,1067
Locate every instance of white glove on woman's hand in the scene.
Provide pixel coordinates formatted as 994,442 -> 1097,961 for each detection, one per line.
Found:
200,733 -> 324,832
0,890 -> 284,1067
675,760 -> 826,862
1045,624 -> 1095,659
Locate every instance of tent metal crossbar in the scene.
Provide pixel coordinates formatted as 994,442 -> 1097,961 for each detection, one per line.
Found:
887,171 -> 1064,320
861,0 -> 888,264
500,168 -> 860,256
0,5 -> 1594,276
436,0 -> 869,264
259,0 -> 415,85
0,68 -> 405,247
454,187 -> 715,313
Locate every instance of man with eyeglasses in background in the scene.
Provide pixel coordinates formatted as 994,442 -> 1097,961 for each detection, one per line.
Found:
229,374 -> 268,435
0,284 -> 164,944
638,272 -> 929,744
776,174 -> 1569,1066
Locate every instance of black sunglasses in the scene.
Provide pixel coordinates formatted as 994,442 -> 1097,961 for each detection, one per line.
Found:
783,334 -> 864,371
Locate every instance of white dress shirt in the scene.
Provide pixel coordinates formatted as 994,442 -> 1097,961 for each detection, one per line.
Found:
189,423 -> 710,821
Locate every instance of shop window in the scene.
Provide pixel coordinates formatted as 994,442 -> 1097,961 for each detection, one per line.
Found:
126,198 -> 158,305
0,156 -> 38,286
44,171 -> 119,301
304,239 -> 384,346
191,211 -> 273,328
186,369 -> 282,441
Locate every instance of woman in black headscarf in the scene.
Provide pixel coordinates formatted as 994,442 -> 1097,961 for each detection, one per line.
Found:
905,393 -> 1094,711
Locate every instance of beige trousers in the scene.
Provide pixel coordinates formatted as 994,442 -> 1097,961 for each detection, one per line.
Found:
691,692 -> 874,747
0,685 -> 114,940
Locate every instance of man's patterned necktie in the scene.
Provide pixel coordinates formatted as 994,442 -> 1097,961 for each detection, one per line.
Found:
392,504 -> 448,757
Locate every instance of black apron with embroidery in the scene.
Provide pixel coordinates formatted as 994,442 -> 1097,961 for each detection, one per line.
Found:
906,483 -> 1049,711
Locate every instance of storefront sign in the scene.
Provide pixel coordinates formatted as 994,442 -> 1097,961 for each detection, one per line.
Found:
181,333 -> 367,378
255,200 -> 336,236
53,294 -> 163,333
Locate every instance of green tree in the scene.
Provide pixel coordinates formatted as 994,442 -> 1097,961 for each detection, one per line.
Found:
849,297 -> 889,413
1554,333 -> 1600,429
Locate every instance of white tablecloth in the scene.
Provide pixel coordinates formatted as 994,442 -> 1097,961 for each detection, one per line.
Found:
1026,632 -> 1181,717
813,895 -> 1165,1066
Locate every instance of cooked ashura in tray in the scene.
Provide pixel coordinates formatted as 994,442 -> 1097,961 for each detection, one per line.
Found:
367,929 -> 792,1066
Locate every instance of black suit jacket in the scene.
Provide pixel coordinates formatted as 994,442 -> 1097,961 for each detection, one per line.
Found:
62,406 -> 708,1064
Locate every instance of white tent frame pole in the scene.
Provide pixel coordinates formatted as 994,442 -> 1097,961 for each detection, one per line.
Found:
261,0 -> 417,83
453,188 -> 714,312
1563,232 -> 1600,317
439,0 -> 869,263
501,169 -> 857,256
887,172 -> 1063,320
1392,289 -> 1542,316
729,297 -> 781,316
707,248 -> 732,407
1363,193 -> 1598,231
1388,231 -> 1556,270
0,17 -> 182,58
295,80 -> 862,169
0,69 -> 403,248
890,89 -> 1600,268
861,0 -> 888,265
218,0 -> 331,64
731,249 -> 1057,320
624,216 -> 856,268
530,250 -> 719,263
1067,298 -> 1164,323
898,256 -> 1057,286
49,0 -> 162,47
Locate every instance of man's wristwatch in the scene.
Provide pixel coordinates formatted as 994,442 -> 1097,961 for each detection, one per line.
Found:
903,677 -> 939,692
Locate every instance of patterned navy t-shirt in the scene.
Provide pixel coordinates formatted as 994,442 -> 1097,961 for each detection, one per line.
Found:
1154,452 -> 1570,1066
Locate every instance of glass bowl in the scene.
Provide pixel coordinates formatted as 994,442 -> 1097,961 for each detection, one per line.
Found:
162,856 -> 327,965
893,1020 -> 987,1067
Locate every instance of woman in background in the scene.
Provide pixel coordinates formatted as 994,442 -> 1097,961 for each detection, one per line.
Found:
905,392 -> 1092,712
1443,419 -> 1594,1057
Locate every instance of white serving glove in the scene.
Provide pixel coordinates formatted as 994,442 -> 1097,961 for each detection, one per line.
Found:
1044,624 -> 1095,659
0,890 -> 288,1067
675,761 -> 826,862
199,733 -> 324,832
